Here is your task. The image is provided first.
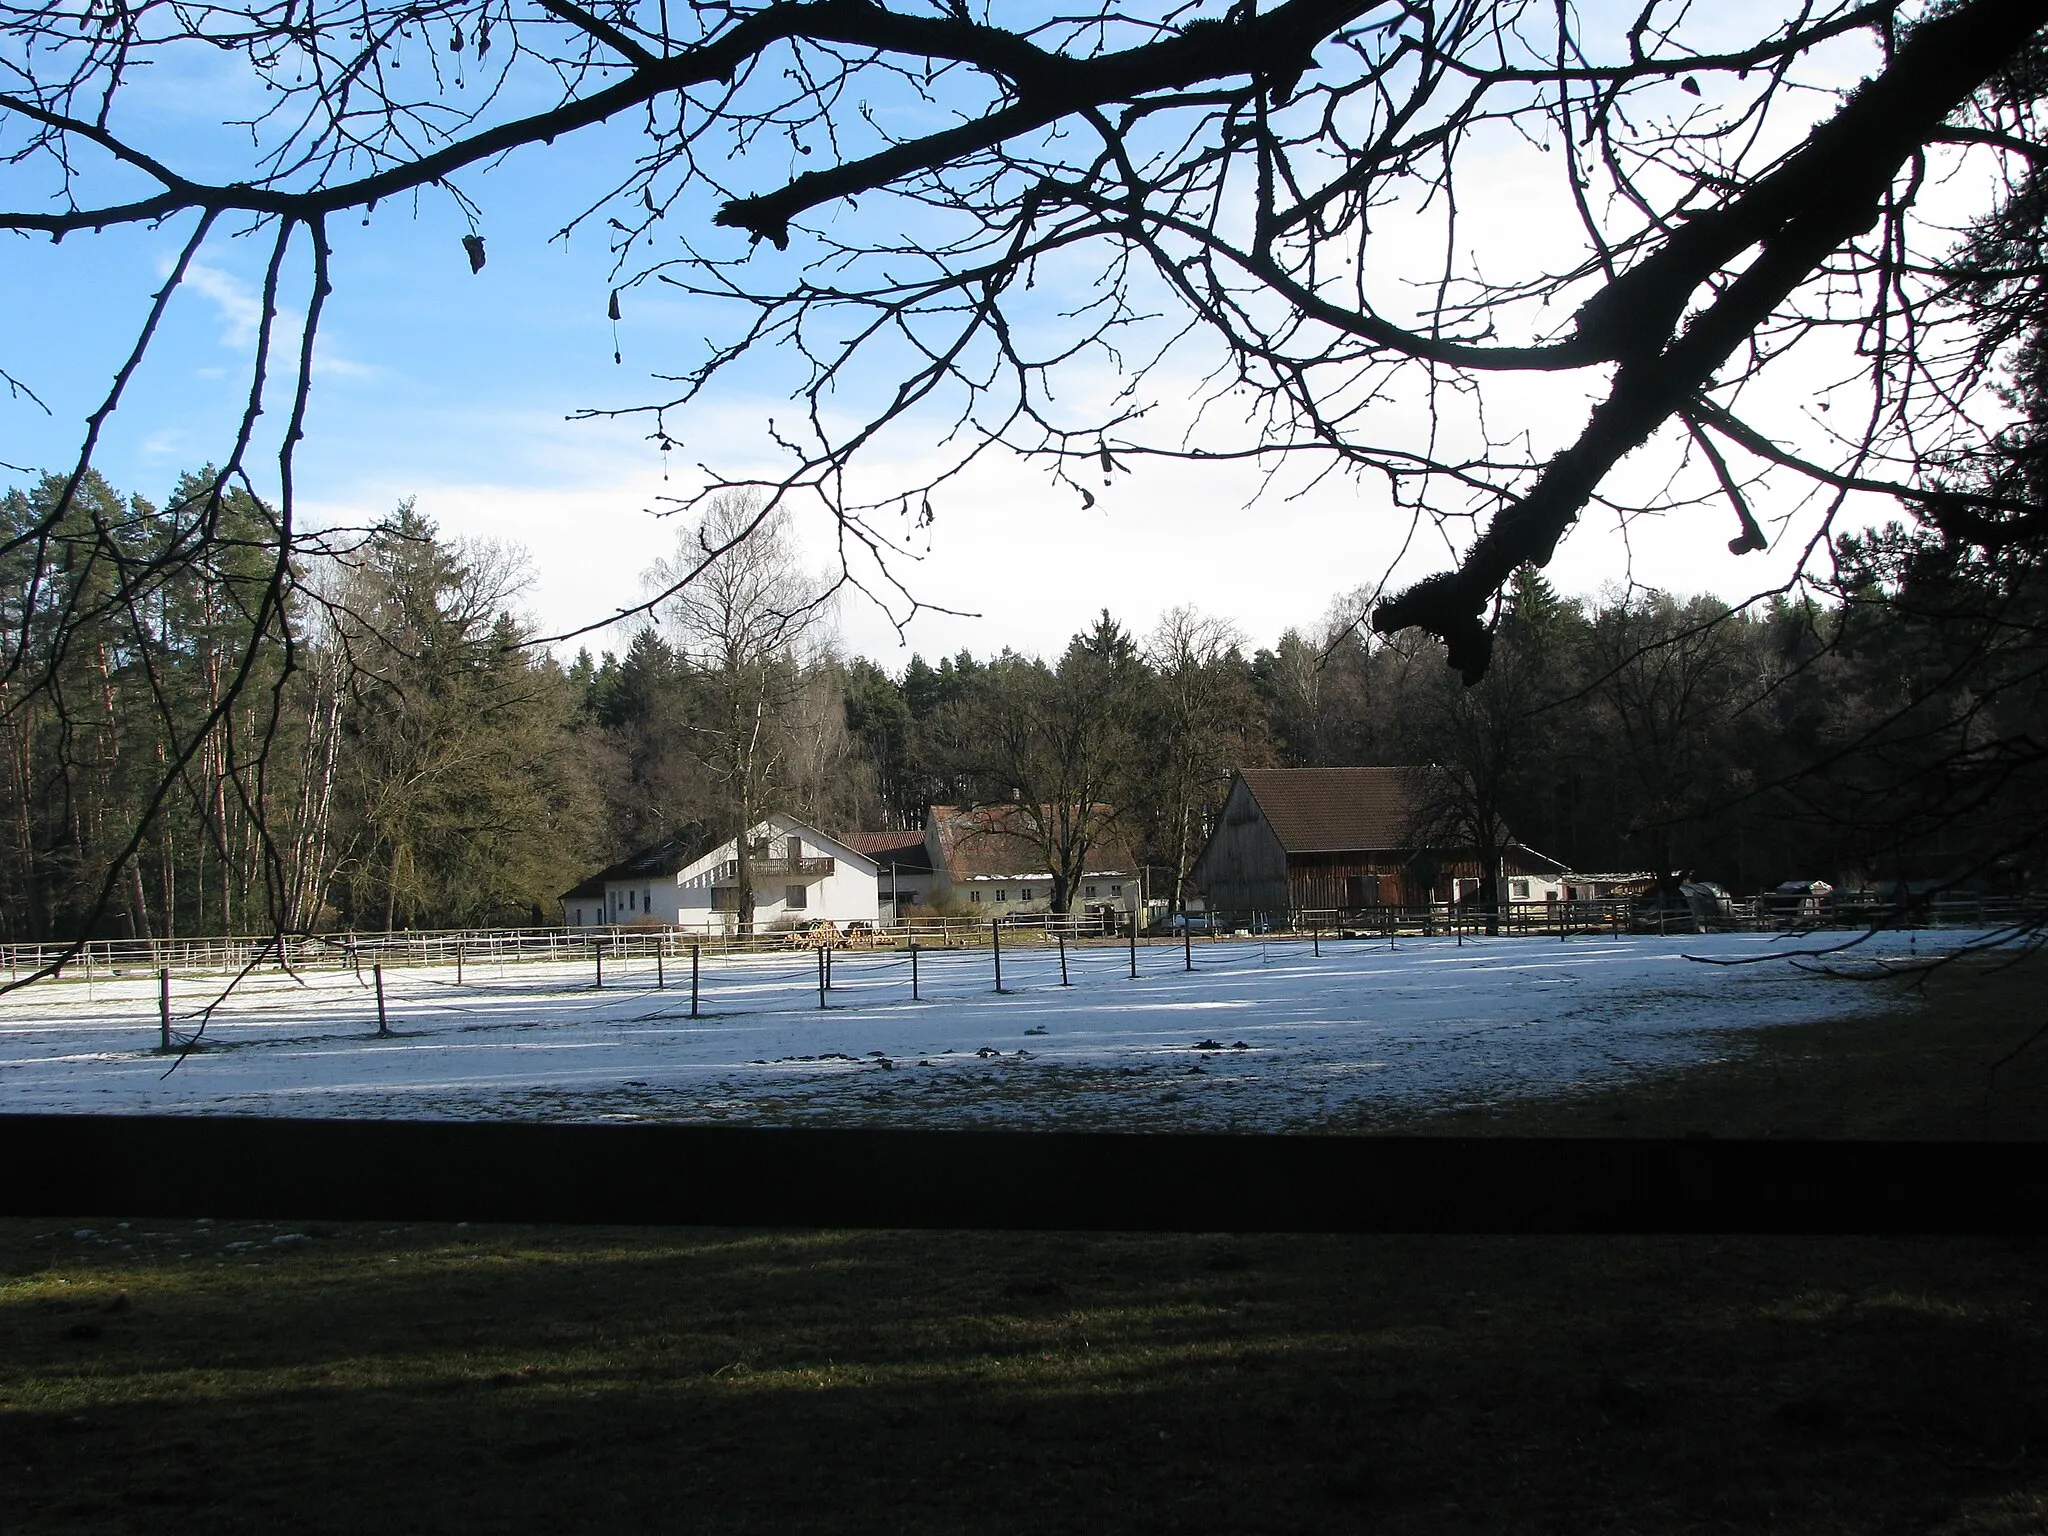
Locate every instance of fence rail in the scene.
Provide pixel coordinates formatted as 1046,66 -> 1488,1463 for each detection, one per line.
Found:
3,892 -> 2042,983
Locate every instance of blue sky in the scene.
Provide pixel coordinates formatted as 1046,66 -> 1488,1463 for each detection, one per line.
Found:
0,4 -> 1918,664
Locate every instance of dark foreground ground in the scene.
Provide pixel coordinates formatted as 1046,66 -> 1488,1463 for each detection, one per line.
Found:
5,953 -> 2048,1533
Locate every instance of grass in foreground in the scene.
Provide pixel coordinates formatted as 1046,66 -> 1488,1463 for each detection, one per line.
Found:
4,1221 -> 2048,1534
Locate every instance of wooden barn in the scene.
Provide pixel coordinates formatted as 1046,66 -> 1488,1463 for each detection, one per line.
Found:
1189,767 -> 1566,919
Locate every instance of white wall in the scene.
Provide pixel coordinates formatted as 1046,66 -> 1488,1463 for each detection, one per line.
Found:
585,817 -> 879,932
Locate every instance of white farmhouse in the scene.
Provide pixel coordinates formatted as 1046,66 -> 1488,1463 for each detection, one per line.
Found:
561,817 -> 880,934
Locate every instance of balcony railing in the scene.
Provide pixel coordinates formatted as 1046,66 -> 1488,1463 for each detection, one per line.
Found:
711,856 -> 835,883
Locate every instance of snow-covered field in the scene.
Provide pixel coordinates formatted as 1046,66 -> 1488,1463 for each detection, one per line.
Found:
0,931 -> 1959,1130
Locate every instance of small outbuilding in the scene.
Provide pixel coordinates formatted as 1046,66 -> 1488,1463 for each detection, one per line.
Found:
845,829 -> 934,918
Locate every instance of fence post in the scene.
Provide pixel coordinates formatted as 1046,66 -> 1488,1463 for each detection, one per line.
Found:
1183,924 -> 1193,972
1058,933 -> 1070,986
992,920 -> 1004,993
691,943 -> 701,1018
657,950 -> 665,991
817,945 -> 828,1009
1312,924 -> 1320,958
374,964 -> 391,1037
1128,918 -> 1138,980
158,968 -> 171,1053
455,945 -> 463,985
594,939 -> 604,990
910,941 -> 920,1001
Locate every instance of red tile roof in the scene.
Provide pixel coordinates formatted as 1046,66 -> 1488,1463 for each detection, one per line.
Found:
930,804 -> 1137,879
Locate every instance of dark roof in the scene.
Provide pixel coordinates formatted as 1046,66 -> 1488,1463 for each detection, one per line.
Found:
930,804 -> 1137,878
1236,767 -> 1428,853
560,824 -> 720,901
846,829 -> 932,872
1233,768 -> 1568,870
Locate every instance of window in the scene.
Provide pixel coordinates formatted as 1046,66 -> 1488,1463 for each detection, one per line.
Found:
1019,888 -> 1033,901
644,887 -> 653,911
969,890 -> 982,903
627,889 -> 635,912
1110,885 -> 1123,897
1510,879 -> 1531,901
1085,885 -> 1098,899
994,889 -> 1008,903
786,884 -> 807,909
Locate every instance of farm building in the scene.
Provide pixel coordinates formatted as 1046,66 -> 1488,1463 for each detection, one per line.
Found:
915,804 -> 1142,925
561,816 -> 879,934
1189,767 -> 1566,920
845,829 -> 933,918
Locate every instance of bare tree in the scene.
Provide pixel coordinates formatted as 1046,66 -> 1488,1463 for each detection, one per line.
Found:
1139,607 -> 1267,919
652,491 -> 828,933
1397,568 -> 1577,932
939,613 -> 1141,916
4,0 -> 2046,951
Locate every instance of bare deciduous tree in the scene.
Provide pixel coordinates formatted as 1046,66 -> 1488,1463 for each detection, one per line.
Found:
652,491 -> 829,933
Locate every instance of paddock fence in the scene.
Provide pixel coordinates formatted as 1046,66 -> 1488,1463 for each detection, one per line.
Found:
2,891 -> 2041,986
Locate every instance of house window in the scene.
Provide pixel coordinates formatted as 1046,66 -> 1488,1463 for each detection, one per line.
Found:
644,887 -> 653,911
1019,888 -> 1033,901
994,889 -> 1008,903
1085,885 -> 1098,899
1510,879 -> 1531,901
627,889 -> 636,912
969,890 -> 982,903
1110,885 -> 1123,897
786,884 -> 807,909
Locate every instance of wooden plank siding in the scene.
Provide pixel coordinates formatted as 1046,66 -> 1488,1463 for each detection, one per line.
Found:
1191,779 -> 1291,913
1193,773 -> 1567,918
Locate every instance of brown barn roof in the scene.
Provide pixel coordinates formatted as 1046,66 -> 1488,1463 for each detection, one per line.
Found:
846,829 -> 933,872
1236,767 -> 1428,853
930,804 -> 1137,878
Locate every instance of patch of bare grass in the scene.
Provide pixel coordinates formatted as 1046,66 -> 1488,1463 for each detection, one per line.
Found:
1392,948 -> 2048,1138
4,1220 -> 2048,1532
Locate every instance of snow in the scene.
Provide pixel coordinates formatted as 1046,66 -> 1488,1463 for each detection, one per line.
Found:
0,931 -> 1965,1130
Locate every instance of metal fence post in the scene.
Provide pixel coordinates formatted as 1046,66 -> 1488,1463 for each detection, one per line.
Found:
691,943 -> 701,1018
1184,924 -> 1193,972
594,940 -> 604,990
817,945 -> 827,1009
158,968 -> 171,1053
1058,933 -> 1070,987
1128,918 -> 1137,980
657,950 -> 665,990
374,964 -> 391,1037
992,920 -> 1004,993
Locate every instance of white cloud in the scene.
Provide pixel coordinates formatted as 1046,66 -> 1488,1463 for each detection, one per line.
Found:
181,259 -> 380,382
